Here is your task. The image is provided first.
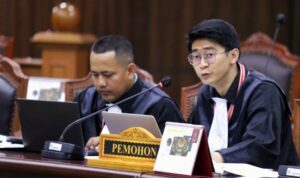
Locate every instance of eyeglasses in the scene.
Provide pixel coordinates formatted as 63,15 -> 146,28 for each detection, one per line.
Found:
187,50 -> 227,66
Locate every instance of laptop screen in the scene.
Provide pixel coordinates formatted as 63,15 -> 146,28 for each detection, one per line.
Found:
102,112 -> 162,138
17,99 -> 84,152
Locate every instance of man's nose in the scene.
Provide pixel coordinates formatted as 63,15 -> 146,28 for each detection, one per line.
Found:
95,76 -> 107,87
197,58 -> 209,68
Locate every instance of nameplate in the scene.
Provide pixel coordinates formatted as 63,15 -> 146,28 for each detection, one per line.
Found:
49,142 -> 62,151
154,122 -> 213,177
101,139 -> 159,159
87,127 -> 161,172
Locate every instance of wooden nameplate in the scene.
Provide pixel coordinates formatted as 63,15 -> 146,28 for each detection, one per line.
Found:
87,127 -> 161,172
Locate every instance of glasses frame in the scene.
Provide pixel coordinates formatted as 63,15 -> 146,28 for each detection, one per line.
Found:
187,50 -> 227,66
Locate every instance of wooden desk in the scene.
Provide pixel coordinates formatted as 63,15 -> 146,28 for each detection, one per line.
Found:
0,150 -> 169,178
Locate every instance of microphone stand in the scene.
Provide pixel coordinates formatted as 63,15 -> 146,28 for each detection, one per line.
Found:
268,13 -> 285,56
264,13 -> 285,74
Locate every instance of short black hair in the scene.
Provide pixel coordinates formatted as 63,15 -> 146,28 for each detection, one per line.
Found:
185,19 -> 240,52
91,35 -> 134,65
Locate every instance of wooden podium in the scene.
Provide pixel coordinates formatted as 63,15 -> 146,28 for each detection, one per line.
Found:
31,31 -> 96,78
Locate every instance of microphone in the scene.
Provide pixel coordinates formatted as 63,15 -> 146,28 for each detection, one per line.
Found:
263,13 -> 285,73
269,13 -> 285,55
41,76 -> 172,160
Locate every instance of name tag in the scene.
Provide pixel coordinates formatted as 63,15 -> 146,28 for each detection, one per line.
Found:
103,139 -> 159,159
49,142 -> 62,151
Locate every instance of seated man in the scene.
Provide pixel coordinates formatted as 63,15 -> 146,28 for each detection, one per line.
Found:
75,35 -> 184,150
186,19 -> 298,169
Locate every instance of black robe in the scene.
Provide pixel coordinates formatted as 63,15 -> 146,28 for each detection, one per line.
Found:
189,65 -> 298,169
75,77 -> 184,143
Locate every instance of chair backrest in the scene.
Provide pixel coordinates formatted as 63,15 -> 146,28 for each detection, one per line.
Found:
0,55 -> 28,136
180,82 -> 202,121
0,76 -> 17,135
292,99 -> 300,157
240,32 -> 300,105
0,36 -> 14,58
64,66 -> 156,101
64,73 -> 93,102
180,32 -> 300,121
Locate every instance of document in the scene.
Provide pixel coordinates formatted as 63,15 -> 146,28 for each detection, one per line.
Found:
214,163 -> 278,177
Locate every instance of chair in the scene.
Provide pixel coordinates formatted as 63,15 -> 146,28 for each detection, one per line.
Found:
0,35 -> 14,58
180,82 -> 202,120
65,66 -> 155,101
240,32 -> 300,105
64,73 -> 93,102
180,32 -> 300,121
292,99 -> 300,156
0,55 -> 28,136
0,76 -> 16,135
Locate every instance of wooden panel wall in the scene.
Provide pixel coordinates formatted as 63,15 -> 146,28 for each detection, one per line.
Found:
0,0 -> 299,103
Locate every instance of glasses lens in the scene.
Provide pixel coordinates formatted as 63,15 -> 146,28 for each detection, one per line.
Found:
187,53 -> 194,65
204,52 -> 215,64
188,51 -> 200,65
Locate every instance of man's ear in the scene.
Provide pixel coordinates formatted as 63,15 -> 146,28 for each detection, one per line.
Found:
127,63 -> 137,75
230,48 -> 240,64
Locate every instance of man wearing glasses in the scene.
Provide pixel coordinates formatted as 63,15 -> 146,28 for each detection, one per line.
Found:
186,19 -> 298,169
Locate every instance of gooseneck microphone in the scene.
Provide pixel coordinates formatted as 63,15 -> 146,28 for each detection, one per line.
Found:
263,13 -> 285,74
41,76 -> 172,160
59,76 -> 171,143
269,13 -> 285,55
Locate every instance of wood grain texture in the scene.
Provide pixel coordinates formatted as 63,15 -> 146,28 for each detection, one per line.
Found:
0,0 -> 298,103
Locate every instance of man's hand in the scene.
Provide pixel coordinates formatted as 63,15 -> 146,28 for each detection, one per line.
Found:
211,151 -> 224,163
85,136 -> 100,150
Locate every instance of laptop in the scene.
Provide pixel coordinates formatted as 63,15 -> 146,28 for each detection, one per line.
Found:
17,98 -> 84,152
102,112 -> 162,138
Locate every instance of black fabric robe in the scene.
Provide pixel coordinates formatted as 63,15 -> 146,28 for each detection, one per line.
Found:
75,77 -> 184,143
189,64 -> 298,169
